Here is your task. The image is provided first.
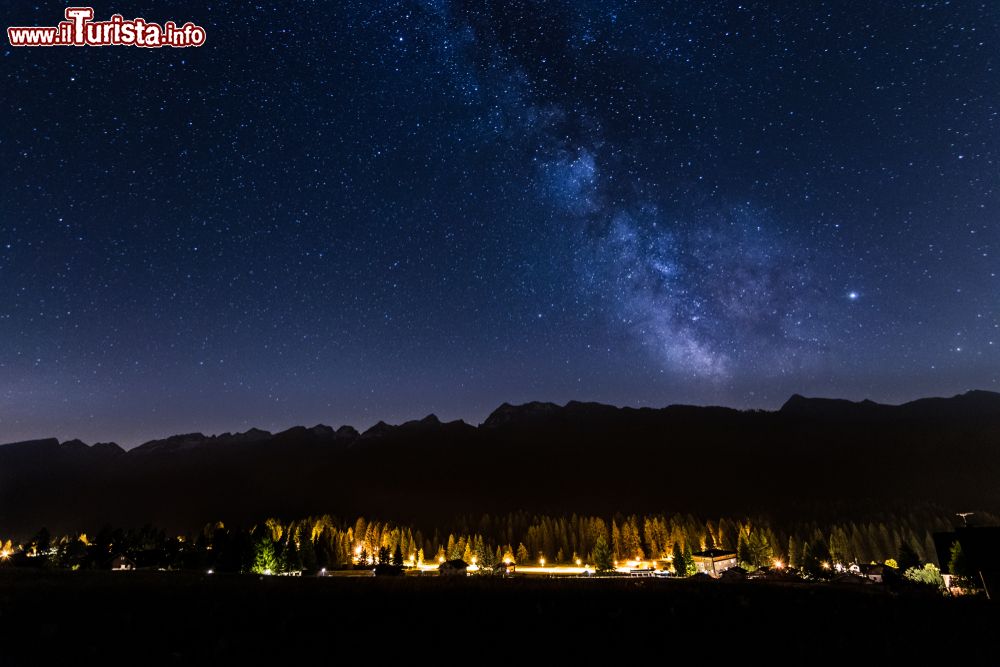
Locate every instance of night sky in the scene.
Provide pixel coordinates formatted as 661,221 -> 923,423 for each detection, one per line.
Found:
2,1 -> 998,446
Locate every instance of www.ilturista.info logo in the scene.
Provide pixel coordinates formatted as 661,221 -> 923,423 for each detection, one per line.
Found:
8,7 -> 206,48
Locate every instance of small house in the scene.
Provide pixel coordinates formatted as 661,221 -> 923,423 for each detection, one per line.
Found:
438,559 -> 469,577
860,563 -> 887,583
719,566 -> 748,582
690,549 -> 738,577
111,555 -> 135,571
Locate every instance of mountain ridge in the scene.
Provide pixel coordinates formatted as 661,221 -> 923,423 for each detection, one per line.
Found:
7,389 -> 998,453
2,389 -> 999,536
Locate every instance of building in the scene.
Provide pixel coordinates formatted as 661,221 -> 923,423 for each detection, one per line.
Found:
859,563 -> 887,583
438,559 -> 469,577
690,549 -> 738,577
492,561 -> 516,577
933,525 -> 1000,597
110,555 -> 135,571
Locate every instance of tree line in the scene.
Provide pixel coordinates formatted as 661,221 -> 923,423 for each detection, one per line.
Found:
5,506 -> 987,576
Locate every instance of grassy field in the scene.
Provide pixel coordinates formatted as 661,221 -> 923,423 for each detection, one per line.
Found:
0,569 -> 994,662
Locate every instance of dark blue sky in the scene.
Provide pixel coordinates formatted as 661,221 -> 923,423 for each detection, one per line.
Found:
2,1 -> 998,446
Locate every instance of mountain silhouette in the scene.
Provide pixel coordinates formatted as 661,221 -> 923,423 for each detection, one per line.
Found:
2,391 -> 1000,536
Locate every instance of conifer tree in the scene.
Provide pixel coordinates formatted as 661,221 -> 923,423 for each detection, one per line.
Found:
593,535 -> 614,573
948,541 -> 972,579
683,542 -> 697,576
252,534 -> 278,574
672,541 -> 686,576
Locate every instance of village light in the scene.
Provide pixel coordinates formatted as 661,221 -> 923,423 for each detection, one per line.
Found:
207,569 -> 214,575
263,569 -> 272,576
439,556 -> 445,563
576,558 -> 582,566
0,550 -> 10,560
773,560 -> 784,569
822,561 -> 831,570
504,558 -> 511,565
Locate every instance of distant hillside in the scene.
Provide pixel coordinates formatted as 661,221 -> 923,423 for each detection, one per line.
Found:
2,391 -> 1000,536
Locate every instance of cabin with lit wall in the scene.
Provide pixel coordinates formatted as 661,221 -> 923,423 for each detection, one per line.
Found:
690,549 -> 738,577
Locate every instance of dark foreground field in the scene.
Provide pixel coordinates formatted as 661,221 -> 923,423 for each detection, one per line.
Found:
0,570 -> 995,662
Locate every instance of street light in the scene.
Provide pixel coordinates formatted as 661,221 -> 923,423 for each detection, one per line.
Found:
539,557 -> 545,567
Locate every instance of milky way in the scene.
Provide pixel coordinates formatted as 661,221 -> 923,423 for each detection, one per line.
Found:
1,1 -> 998,445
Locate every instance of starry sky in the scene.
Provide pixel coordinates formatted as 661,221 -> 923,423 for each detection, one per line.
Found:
2,1 -> 998,446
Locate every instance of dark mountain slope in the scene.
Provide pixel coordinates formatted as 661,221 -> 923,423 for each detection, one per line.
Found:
2,391 -> 999,536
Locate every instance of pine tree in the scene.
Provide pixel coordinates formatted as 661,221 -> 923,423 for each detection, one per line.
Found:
299,529 -> 317,572
787,535 -> 800,569
593,535 -> 614,573
684,542 -> 697,576
737,530 -> 751,567
897,541 -> 920,572
672,541 -> 686,576
948,541 -> 972,579
281,537 -> 301,573
252,534 -> 278,574
611,521 -> 622,561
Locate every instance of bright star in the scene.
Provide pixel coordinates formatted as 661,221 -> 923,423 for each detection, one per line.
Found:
847,291 -> 859,301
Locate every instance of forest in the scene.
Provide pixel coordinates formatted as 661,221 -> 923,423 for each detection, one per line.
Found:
5,506 -> 986,578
